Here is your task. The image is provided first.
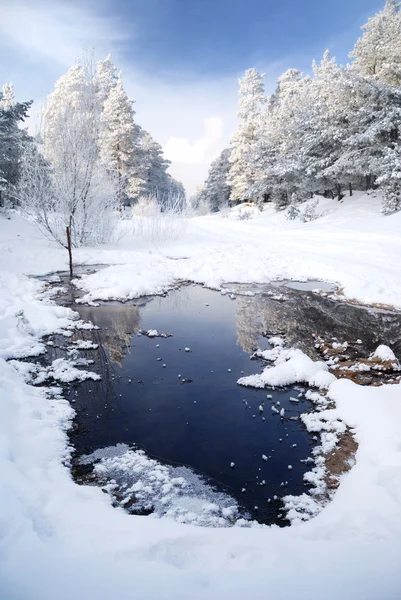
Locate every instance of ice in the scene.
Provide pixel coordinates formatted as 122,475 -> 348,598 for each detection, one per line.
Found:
80,444 -> 247,527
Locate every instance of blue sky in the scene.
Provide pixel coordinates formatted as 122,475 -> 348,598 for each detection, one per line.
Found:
0,0 -> 385,193
110,0 -> 382,78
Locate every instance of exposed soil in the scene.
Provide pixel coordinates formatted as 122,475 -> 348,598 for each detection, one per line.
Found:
324,432 -> 358,491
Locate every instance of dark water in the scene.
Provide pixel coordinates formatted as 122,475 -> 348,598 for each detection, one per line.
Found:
66,287 -> 314,524
45,276 -> 401,525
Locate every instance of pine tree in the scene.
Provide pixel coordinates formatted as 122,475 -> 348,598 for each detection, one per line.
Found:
0,84 -> 32,208
201,148 -> 231,211
99,73 -> 145,207
227,68 -> 266,204
96,54 -> 118,108
140,132 -> 171,200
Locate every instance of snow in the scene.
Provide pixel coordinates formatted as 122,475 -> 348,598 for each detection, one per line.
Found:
370,344 -> 397,362
70,339 -> 99,350
69,192 -> 401,308
1,199 -> 401,599
239,347 -> 336,389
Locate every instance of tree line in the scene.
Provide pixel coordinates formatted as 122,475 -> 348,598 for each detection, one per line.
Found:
200,0 -> 401,216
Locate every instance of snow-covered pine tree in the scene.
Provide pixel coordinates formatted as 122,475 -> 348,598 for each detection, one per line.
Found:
227,68 -> 266,204
0,83 -> 32,208
326,70 -> 401,198
265,69 -> 310,207
304,52 -> 353,199
140,132 -> 171,200
99,73 -> 145,208
96,54 -> 118,108
201,148 -> 231,212
350,0 -> 401,86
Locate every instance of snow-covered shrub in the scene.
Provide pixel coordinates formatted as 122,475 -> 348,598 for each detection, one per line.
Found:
286,203 -> 300,221
196,199 -> 211,216
133,193 -> 189,249
377,147 -> 401,214
131,196 -> 160,217
238,209 -> 252,221
300,199 -> 319,223
219,202 -> 231,218
381,181 -> 401,215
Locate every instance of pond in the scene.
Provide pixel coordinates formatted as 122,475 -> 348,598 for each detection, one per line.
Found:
44,275 -> 401,526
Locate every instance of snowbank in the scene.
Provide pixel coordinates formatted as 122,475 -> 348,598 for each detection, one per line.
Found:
1,199 -> 401,599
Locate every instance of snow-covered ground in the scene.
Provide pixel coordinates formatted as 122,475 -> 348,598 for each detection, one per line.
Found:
1,193 -> 401,599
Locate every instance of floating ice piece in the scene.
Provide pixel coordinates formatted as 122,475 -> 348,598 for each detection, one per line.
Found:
185,347 -> 191,352
71,340 -> 99,350
139,329 -> 172,338
228,368 -> 232,372
271,406 -> 279,414
266,394 -> 273,399
289,397 -> 299,403
280,408 -> 285,417
288,465 -> 293,470
230,462 -> 235,468
262,454 -> 268,461
259,405 -> 264,412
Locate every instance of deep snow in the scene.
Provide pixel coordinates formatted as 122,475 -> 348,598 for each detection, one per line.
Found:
1,193 -> 401,599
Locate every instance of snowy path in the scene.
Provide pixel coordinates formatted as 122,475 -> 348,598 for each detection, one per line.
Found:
71,194 -> 401,307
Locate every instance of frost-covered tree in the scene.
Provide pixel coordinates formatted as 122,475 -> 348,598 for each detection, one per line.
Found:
0,84 -> 32,208
201,148 -> 231,212
0,83 -> 15,111
350,0 -> 401,86
96,54 -> 118,107
41,59 -> 114,247
228,68 -> 266,203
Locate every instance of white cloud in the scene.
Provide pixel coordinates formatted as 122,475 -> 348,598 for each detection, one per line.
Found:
0,0 -> 127,68
164,117 -> 224,165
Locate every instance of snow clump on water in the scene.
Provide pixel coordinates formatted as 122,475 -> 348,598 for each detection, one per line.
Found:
80,444 -> 252,528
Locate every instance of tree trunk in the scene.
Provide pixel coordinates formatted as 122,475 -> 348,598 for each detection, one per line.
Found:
66,226 -> 73,278
335,183 -> 342,201
330,189 -> 335,200
349,182 -> 353,197
366,174 -> 372,191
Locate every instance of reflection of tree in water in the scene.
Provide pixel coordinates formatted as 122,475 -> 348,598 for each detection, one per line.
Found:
235,298 -> 264,353
77,305 -> 141,367
235,290 -> 401,359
